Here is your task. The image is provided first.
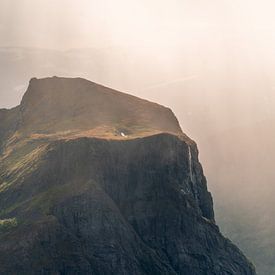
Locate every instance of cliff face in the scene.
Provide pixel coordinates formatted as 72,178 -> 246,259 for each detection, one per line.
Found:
0,77 -> 255,274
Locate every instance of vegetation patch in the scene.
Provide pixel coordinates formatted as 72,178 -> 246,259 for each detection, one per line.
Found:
0,218 -> 18,232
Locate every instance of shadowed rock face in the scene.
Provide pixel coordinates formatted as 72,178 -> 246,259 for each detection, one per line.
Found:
0,77 -> 255,274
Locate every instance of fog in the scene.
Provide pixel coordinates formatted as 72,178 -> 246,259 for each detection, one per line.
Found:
1,1 -> 275,274
1,0 -> 275,131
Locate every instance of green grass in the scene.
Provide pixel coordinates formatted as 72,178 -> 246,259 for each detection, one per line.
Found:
0,218 -> 17,232
0,140 -> 49,193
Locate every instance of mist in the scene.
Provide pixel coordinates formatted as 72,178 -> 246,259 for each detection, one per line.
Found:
1,1 -> 275,274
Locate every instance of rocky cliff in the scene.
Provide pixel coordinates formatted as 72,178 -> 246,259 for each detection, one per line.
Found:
0,77 -> 255,274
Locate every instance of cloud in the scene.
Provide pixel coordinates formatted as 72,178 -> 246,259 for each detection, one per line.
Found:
140,75 -> 198,91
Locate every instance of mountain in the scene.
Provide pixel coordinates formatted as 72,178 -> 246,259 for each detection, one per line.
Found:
0,77 -> 255,274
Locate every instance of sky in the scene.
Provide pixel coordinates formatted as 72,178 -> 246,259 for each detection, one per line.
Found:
0,0 -> 275,143
1,0 -> 275,50
1,0 -> 275,130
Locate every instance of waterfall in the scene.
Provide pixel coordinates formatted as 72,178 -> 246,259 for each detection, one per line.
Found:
188,145 -> 194,183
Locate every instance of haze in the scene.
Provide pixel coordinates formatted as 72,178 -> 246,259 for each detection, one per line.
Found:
1,0 -> 275,130
1,1 -> 275,274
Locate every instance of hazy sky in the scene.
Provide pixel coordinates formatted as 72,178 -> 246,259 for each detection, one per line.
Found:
1,0 -> 275,50
1,0 -> 275,137
1,0 -> 275,112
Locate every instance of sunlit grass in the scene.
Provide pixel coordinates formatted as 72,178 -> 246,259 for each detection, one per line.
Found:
0,218 -> 18,232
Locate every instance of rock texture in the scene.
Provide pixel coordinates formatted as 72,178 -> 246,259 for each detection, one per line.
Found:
0,77 -> 256,274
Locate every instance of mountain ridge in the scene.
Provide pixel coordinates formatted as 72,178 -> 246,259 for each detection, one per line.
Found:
0,77 -> 188,147
0,77 -> 256,274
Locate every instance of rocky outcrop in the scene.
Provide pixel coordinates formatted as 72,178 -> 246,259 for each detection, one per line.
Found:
0,77 -> 256,274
